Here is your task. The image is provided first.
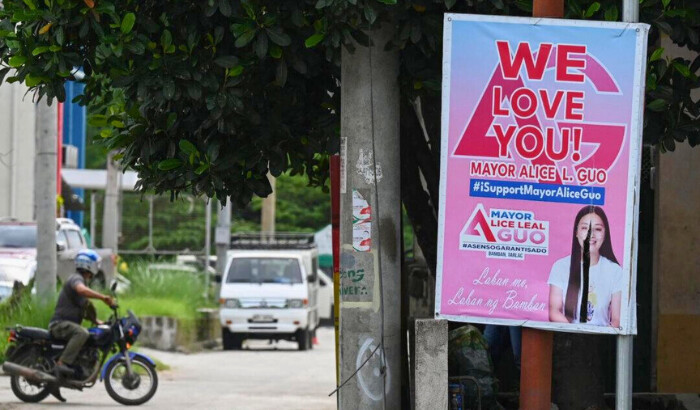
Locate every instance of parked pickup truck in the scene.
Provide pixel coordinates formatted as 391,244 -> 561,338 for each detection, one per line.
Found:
0,218 -> 116,287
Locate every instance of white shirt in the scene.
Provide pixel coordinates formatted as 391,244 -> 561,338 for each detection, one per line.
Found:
547,255 -> 623,326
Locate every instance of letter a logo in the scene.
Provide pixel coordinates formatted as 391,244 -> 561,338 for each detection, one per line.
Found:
461,204 -> 496,243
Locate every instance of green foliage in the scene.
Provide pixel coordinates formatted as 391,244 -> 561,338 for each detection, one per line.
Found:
95,262 -> 211,321
0,0 -> 697,210
0,287 -> 56,362
233,172 -> 330,233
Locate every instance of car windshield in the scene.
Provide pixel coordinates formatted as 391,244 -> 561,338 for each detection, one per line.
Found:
226,258 -> 303,284
0,226 -> 37,248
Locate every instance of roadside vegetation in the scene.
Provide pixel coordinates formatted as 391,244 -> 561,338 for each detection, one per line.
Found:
0,263 -> 209,362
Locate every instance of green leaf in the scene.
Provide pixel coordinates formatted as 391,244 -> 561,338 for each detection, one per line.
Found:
161,30 -> 172,49
305,33 -> 325,48
364,6 -> 377,24
219,0 -> 232,17
22,0 -> 36,10
195,163 -> 210,175
56,27 -> 64,45
265,28 -> 291,47
275,59 -> 287,87
49,45 -> 62,52
647,99 -> 667,112
0,67 -> 11,84
163,79 -> 175,99
179,139 -> 197,155
121,13 -> 136,34
672,61 -> 692,78
662,0 -> 670,8
585,2 -> 600,18
604,5 -> 618,21
167,113 -> 177,129
25,74 -> 43,87
214,55 -> 239,68
8,56 -> 26,68
227,65 -> 244,77
158,159 -> 183,171
186,83 -> 202,100
235,29 -> 257,48
255,33 -> 268,59
269,45 -> 282,59
32,46 -> 50,56
649,47 -> 664,63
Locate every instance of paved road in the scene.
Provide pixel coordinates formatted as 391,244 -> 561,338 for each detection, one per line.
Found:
0,327 -> 337,410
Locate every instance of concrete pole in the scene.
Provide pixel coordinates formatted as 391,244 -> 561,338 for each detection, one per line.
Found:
618,3 -> 638,409
102,151 -> 120,253
215,199 -> 232,282
34,100 -> 57,300
204,199 -> 212,299
338,21 -> 401,409
260,174 -> 276,235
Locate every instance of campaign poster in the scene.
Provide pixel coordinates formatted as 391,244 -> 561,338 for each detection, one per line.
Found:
436,14 -> 649,335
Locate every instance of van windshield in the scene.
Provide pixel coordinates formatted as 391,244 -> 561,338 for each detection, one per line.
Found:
226,258 -> 303,284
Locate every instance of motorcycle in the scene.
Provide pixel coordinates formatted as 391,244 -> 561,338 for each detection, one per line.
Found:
2,282 -> 158,405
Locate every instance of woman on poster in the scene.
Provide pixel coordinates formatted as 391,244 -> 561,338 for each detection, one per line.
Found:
548,206 -> 623,327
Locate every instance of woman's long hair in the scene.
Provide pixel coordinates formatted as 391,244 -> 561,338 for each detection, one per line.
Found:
564,206 -> 619,321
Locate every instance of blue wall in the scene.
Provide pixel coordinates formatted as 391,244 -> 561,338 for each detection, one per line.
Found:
63,81 -> 87,227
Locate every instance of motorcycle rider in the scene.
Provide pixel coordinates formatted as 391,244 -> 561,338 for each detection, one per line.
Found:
49,249 -> 115,377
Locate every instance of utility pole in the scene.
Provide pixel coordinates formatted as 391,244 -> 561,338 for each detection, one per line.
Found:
34,100 -> 57,300
204,199 -> 212,299
338,20 -> 401,409
102,151 -> 121,253
215,199 -> 232,283
519,1 -> 562,409
260,174 -> 276,235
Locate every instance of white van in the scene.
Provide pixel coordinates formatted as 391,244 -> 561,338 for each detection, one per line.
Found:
219,234 -> 320,351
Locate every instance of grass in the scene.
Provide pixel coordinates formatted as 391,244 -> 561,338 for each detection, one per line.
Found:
0,282 -> 56,362
0,262 -> 212,363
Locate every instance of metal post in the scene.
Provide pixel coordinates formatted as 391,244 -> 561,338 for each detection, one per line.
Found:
90,192 -> 96,247
34,100 -> 58,300
215,199 -> 232,284
339,20 -> 401,409
618,3 -> 638,409
204,199 -> 212,299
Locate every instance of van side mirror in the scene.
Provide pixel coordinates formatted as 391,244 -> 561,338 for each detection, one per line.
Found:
307,273 -> 317,283
56,241 -> 67,252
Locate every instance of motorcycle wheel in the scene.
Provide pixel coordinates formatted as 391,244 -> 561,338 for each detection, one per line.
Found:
104,356 -> 158,406
10,354 -> 51,403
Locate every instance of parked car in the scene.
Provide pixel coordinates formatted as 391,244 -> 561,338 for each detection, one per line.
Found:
0,218 -> 116,287
219,233 -> 321,351
0,257 -> 36,285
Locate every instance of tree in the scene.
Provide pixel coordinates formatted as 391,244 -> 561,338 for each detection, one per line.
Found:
1,1 -> 698,406
1,0 -> 697,268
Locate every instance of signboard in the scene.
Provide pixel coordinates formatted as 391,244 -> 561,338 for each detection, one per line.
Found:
436,14 -> 649,334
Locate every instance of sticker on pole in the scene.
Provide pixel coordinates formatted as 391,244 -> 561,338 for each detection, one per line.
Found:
436,14 -> 648,335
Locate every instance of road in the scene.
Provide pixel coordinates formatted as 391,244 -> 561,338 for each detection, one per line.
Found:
0,327 -> 337,410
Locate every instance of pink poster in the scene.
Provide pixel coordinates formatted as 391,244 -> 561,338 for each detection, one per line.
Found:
436,15 -> 649,335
